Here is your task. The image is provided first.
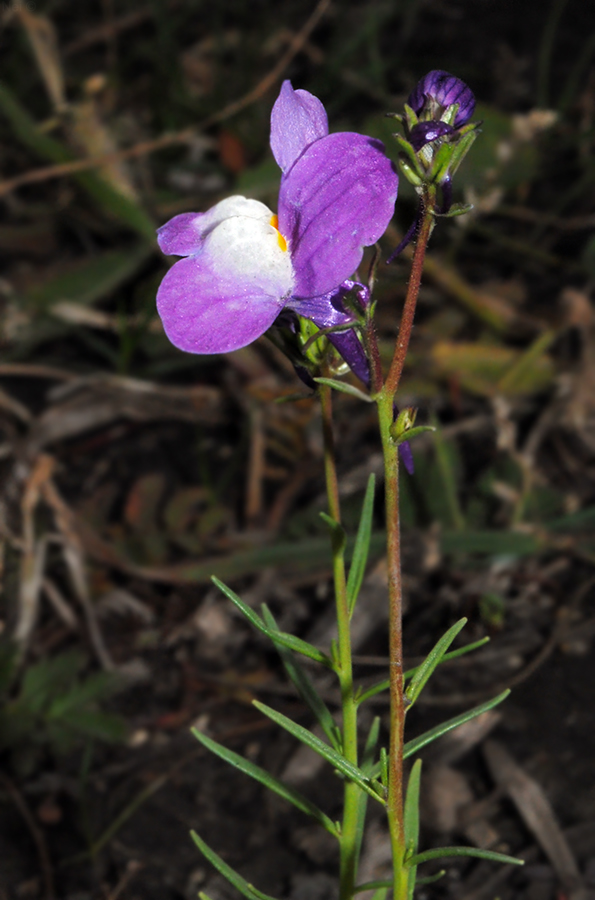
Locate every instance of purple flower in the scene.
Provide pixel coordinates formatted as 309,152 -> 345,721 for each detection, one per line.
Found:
156,81 -> 398,364
407,70 -> 475,130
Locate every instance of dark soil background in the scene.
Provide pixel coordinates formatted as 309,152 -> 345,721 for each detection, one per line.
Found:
1,1 -> 595,899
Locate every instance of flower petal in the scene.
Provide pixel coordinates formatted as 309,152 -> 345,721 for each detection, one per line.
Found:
327,330 -> 370,386
278,132 -> 398,298
157,215 -> 294,354
270,80 -> 329,174
157,197 -> 274,257
291,284 -> 369,385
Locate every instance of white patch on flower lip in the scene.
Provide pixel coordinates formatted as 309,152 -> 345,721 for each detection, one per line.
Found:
204,213 -> 295,299
199,196 -> 274,239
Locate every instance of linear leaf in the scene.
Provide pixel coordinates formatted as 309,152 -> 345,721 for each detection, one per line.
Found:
356,637 -> 490,706
403,690 -> 510,759
191,831 -> 282,900
416,871 -> 446,886
347,474 -> 376,617
192,728 -> 338,836
212,577 -> 332,666
354,882 -> 392,894
407,846 -> 524,867
405,619 -> 468,707
260,605 -> 340,750
253,700 -> 384,804
404,759 -> 422,900
313,377 -> 372,402
404,759 -> 422,856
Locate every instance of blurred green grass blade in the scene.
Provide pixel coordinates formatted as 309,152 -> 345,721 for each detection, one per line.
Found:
191,727 -> 338,836
431,420 -> 465,531
407,846 -> 523,867
260,605 -> 341,750
545,505 -> 595,532
405,618 -> 467,707
191,831 -> 282,900
161,532 -> 388,585
23,244 -> 153,311
212,578 -> 332,666
253,700 -> 383,803
0,80 -> 155,240
347,474 -> 376,616
404,759 -> 422,900
497,329 -> 556,395
403,690 -> 510,759
441,529 -> 541,556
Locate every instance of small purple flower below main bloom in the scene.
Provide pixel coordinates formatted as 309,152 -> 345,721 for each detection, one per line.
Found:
408,70 -> 475,129
156,80 -> 398,380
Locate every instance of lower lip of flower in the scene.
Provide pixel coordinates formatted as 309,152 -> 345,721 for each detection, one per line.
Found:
269,214 -> 288,252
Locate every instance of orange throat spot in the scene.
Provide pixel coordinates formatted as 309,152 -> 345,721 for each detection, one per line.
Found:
269,215 -> 288,252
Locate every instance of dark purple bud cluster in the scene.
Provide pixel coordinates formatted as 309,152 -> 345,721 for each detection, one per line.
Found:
408,70 -> 476,130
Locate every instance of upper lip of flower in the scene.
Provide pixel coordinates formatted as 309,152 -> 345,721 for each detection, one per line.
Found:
155,79 -> 398,360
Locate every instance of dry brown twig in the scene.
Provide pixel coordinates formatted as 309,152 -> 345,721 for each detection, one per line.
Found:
0,0 -> 332,200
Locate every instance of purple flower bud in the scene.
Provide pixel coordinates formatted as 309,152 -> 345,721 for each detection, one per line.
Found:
409,120 -> 454,151
408,70 -> 475,129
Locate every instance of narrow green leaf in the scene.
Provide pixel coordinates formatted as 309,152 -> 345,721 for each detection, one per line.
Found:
191,831 -> 282,900
407,846 -> 523,867
404,760 -> 422,856
403,690 -> 510,759
260,605 -> 341,751
394,425 -> 436,447
253,701 -> 384,804
405,619 -> 468,706
416,871 -> 446,886
347,474 -> 376,616
356,637 -> 490,706
404,759 -> 422,900
212,577 -> 332,667
192,728 -> 338,836
354,881 -> 392,894
313,377 -> 372,402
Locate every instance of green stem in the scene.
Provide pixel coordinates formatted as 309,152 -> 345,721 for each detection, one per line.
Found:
319,381 -> 359,900
377,188 -> 437,900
